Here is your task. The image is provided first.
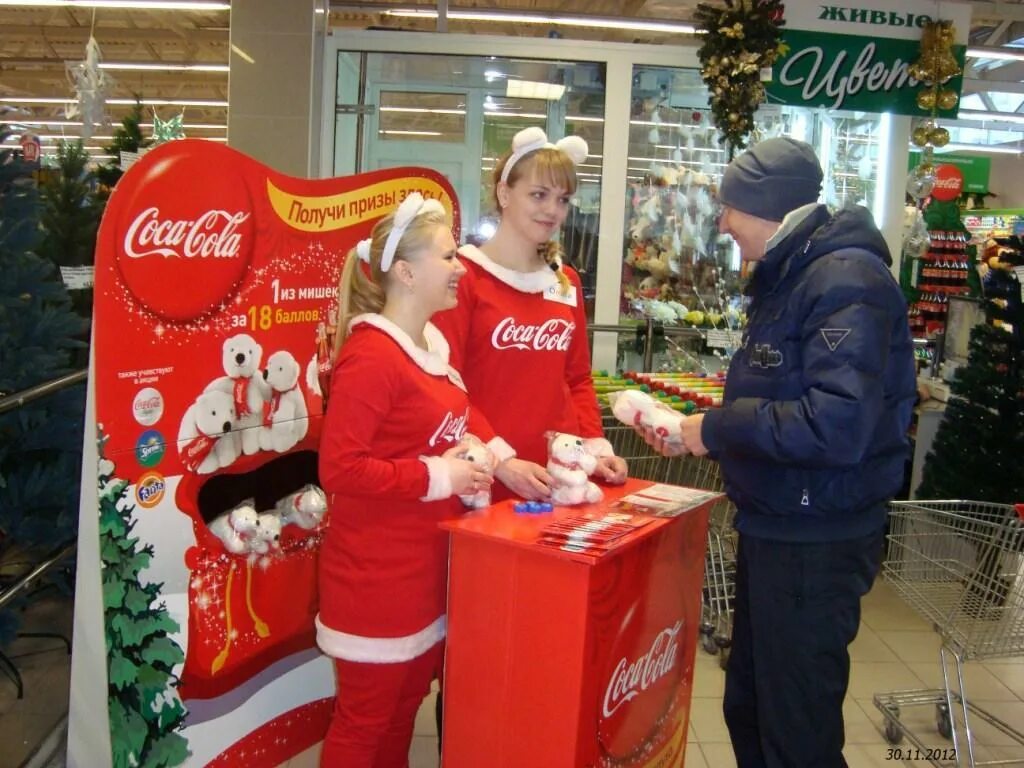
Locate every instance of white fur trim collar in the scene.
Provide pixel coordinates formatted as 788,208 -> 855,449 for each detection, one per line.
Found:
459,244 -> 559,294
350,314 -> 465,390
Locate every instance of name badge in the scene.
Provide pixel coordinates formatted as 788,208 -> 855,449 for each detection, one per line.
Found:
542,283 -> 577,307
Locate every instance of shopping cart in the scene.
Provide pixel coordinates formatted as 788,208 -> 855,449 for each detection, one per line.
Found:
602,413 -> 737,668
874,500 -> 1024,767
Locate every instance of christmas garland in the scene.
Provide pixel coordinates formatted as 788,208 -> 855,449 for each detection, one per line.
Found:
695,0 -> 786,158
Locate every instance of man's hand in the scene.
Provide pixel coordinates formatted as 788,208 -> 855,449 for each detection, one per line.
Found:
634,423 -> 689,458
680,413 -> 708,456
494,457 -> 552,500
594,455 -> 628,484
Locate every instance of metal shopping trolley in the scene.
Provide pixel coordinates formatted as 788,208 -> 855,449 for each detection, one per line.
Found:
874,500 -> 1024,767
602,411 -> 738,668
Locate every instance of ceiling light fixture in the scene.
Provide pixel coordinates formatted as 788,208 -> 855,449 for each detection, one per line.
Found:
382,8 -> 697,35
0,1 -> 229,9
965,46 -> 1024,62
0,97 -> 228,107
956,109 -> 1024,125
506,80 -> 566,101
1,118 -> 226,129
98,62 -> 229,72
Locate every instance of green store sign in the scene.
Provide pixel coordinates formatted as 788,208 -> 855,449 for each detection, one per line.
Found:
766,2 -> 972,116
767,30 -> 965,116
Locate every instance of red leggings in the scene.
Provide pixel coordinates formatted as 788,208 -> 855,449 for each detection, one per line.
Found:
320,642 -> 444,768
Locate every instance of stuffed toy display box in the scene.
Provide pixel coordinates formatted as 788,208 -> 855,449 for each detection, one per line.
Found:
77,139 -> 458,766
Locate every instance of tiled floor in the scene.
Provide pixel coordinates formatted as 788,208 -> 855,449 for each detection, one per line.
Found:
281,578 -> 1024,768
3,578 -> 1023,768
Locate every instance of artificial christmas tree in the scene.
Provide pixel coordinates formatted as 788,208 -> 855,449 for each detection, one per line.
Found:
918,236 -> 1022,502
38,139 -> 103,363
0,128 -> 87,644
96,100 -> 149,195
98,433 -> 190,768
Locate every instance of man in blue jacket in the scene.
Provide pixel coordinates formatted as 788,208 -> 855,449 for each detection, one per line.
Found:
643,137 -> 916,767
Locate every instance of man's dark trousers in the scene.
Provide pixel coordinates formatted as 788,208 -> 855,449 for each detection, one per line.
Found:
723,529 -> 885,768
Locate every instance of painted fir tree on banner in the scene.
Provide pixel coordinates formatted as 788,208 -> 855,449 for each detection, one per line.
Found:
98,429 -> 190,768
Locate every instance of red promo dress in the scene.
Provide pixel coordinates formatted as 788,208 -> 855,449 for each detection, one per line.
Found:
316,314 -> 472,662
432,245 -> 611,499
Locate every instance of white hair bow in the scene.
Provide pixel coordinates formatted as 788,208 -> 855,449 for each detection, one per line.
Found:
499,126 -> 589,184
355,238 -> 372,264
380,192 -> 446,272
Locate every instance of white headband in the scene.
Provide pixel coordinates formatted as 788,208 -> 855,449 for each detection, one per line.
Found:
499,126 -> 589,185
358,193 -> 446,273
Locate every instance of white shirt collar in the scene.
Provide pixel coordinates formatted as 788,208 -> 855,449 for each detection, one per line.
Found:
459,244 -> 559,294
349,314 -> 465,391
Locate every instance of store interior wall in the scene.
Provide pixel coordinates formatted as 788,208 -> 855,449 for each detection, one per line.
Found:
228,0 -> 325,177
985,154 -> 1024,209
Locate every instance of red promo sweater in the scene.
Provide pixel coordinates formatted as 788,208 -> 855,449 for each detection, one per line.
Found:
317,315 -> 472,659
432,245 -> 608,481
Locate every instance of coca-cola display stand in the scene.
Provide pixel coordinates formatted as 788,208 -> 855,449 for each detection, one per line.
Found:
440,479 -> 714,768
68,139 -> 460,767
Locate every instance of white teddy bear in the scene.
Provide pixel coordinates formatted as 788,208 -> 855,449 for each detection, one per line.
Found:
608,389 -> 683,447
208,503 -> 261,554
258,349 -> 309,453
177,389 -> 241,474
205,333 -> 270,456
546,431 -> 604,506
250,513 -> 282,556
274,485 -> 328,530
456,440 -> 494,510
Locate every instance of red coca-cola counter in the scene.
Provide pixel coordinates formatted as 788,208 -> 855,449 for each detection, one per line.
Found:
440,478 -> 716,768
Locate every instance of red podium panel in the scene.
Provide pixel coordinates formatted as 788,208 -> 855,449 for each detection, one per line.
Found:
441,479 -> 715,768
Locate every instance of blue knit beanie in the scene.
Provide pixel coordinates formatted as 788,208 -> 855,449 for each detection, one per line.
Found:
718,138 -> 823,222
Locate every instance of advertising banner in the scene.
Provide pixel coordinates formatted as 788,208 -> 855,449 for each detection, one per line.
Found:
767,1 -> 972,116
68,139 -> 458,767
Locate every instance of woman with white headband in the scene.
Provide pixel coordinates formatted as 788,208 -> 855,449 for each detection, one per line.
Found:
316,193 -> 493,767
433,126 -> 628,501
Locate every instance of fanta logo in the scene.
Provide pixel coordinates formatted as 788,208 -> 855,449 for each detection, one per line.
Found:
124,207 -> 249,260
135,471 -> 166,508
602,621 -> 682,719
429,409 -> 468,447
491,317 -> 574,352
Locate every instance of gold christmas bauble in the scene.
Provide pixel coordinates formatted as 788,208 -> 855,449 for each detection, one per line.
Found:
916,89 -> 936,110
909,62 -> 931,83
929,127 -> 950,147
912,126 -> 932,146
937,90 -> 959,111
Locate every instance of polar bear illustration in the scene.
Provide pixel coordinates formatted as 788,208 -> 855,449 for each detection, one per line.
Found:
258,349 -> 309,453
177,389 -> 241,474
205,333 -> 270,456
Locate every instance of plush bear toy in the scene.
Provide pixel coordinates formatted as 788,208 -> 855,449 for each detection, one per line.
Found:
205,333 -> 270,456
456,439 -> 494,510
274,484 -> 328,530
608,389 -> 683,446
208,502 -> 261,555
259,349 -> 309,453
546,431 -> 603,506
250,513 -> 282,556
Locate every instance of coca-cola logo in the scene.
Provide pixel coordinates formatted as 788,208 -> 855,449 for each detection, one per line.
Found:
603,621 -> 682,719
490,317 -> 574,352
124,207 -> 249,260
598,612 -> 687,762
115,144 -> 254,322
932,164 -> 964,202
429,409 -> 469,447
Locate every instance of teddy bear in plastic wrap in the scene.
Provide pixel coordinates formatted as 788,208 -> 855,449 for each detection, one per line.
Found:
456,437 -> 495,510
545,431 -> 604,506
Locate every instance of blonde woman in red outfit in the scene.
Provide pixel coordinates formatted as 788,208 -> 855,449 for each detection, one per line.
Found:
317,194 -> 493,767
433,127 -> 628,501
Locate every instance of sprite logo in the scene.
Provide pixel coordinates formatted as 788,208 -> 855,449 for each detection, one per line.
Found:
135,429 -> 166,468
